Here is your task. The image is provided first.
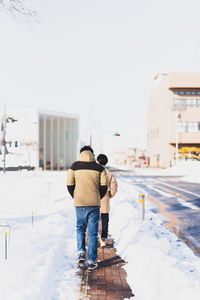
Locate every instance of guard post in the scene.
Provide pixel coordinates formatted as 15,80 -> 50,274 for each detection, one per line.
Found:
5,232 -> 8,259
32,210 -> 34,227
138,193 -> 145,223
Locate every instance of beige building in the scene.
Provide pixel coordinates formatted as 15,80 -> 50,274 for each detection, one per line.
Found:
147,72 -> 200,168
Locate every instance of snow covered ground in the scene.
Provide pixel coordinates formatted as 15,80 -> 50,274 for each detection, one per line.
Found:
133,160 -> 200,183
0,163 -> 200,300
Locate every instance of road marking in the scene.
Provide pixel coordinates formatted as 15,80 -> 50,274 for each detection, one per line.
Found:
152,179 -> 200,198
177,198 -> 199,210
146,184 -> 172,198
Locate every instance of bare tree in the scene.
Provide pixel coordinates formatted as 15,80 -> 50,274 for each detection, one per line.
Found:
0,0 -> 37,20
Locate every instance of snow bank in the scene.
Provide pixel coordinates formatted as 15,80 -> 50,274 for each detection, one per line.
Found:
0,171 -> 79,300
0,169 -> 200,300
134,161 -> 200,183
110,176 -> 200,300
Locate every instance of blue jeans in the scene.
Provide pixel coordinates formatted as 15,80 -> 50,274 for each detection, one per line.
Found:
75,206 -> 100,263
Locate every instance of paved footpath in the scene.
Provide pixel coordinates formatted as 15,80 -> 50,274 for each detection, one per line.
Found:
87,237 -> 134,299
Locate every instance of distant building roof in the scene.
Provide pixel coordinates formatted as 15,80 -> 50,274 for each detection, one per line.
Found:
154,72 -> 200,89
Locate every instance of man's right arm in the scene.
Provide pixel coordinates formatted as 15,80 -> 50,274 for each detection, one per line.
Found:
67,168 -> 75,198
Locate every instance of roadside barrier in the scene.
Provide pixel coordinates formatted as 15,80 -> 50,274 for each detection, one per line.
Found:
32,210 -> 34,227
0,225 -> 11,242
138,193 -> 145,223
0,225 -> 11,259
5,232 -> 7,259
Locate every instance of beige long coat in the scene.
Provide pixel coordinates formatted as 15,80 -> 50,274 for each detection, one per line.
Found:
100,168 -> 118,213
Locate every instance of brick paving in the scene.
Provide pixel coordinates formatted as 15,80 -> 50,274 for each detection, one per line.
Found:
87,237 -> 134,299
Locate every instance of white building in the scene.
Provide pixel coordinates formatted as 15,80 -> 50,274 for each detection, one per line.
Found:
0,108 -> 79,171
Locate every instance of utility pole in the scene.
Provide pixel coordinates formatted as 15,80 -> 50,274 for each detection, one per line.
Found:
175,110 -> 179,164
0,103 -> 18,173
89,134 -> 92,148
171,104 -> 186,166
2,103 -> 7,173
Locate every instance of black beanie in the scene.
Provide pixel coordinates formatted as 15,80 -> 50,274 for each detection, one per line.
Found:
97,154 -> 108,166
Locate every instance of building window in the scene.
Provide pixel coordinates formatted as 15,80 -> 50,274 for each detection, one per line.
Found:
174,98 -> 200,108
173,90 -> 200,95
155,127 -> 160,138
148,128 -> 160,140
178,121 -> 200,132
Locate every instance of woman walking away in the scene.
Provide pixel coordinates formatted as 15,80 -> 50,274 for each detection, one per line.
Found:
97,154 -> 118,247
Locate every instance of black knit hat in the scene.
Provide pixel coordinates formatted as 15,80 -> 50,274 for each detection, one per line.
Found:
80,145 -> 94,153
97,154 -> 108,166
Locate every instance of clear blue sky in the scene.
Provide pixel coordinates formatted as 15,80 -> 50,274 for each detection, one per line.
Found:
0,0 -> 199,149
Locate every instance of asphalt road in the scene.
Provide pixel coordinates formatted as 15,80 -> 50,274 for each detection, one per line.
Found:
112,168 -> 200,257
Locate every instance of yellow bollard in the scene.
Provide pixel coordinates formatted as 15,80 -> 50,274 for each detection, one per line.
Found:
32,210 -> 34,227
5,232 -> 8,259
138,194 -> 145,223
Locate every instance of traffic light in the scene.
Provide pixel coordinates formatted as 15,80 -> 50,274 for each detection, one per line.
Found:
113,133 -> 120,136
15,141 -> 18,147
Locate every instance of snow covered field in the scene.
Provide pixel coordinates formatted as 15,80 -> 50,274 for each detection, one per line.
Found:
0,164 -> 200,300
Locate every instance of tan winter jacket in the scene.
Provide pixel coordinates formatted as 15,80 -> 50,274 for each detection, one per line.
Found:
67,150 -> 108,207
100,168 -> 118,213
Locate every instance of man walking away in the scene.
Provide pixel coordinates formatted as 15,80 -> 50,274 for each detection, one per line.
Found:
97,154 -> 118,247
67,145 -> 108,270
